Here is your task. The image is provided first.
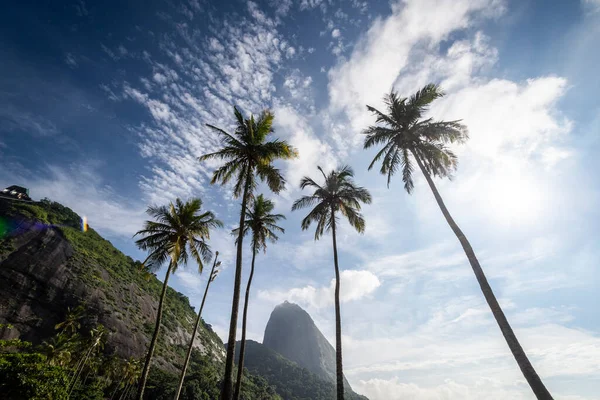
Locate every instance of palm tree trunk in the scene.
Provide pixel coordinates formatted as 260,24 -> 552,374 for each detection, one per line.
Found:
330,209 -> 345,400
221,169 -> 253,400
120,383 -> 132,400
174,256 -> 219,400
136,261 -> 174,400
233,250 -> 257,400
111,375 -> 126,400
68,343 -> 95,396
411,150 -> 553,400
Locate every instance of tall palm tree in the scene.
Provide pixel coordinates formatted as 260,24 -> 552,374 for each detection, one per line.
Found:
174,252 -> 222,400
363,83 -> 554,400
233,194 -> 285,400
292,166 -> 371,400
133,198 -> 222,400
199,107 -> 297,400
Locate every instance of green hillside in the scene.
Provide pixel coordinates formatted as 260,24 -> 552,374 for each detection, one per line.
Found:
0,198 -> 280,399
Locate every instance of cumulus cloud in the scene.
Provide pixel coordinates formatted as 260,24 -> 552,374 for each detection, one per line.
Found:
258,270 -> 381,308
328,0 -> 505,135
272,105 -> 338,198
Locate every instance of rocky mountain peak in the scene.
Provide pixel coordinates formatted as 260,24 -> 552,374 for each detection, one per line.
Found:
263,301 -> 350,389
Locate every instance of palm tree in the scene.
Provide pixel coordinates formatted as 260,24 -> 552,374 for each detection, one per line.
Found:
199,107 -> 297,400
233,195 -> 285,400
174,252 -> 223,400
292,166 -> 371,400
363,83 -> 554,400
133,198 -> 222,400
55,305 -> 85,335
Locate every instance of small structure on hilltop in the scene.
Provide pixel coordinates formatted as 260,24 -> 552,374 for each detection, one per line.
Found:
0,185 -> 33,202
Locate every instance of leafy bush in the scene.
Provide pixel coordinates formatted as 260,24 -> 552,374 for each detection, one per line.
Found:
0,353 -> 70,400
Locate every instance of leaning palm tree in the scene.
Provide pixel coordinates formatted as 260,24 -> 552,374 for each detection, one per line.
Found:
174,252 -> 222,400
232,195 -> 285,400
133,198 -> 222,400
363,83 -> 554,400
199,107 -> 297,400
292,166 -> 371,400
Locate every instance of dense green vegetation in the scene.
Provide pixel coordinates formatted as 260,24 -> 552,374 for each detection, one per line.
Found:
145,350 -> 281,400
0,322 -> 126,400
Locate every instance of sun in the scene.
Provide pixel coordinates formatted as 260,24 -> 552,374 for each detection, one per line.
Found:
483,166 -> 545,227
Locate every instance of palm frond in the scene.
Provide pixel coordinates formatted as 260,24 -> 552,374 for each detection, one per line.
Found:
256,162 -> 286,194
293,166 -> 371,239
291,195 -> 320,211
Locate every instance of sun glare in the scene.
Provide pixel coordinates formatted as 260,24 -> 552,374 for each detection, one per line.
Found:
484,169 -> 545,226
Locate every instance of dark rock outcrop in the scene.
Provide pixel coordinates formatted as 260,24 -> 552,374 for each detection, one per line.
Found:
0,200 -> 225,371
263,301 -> 351,389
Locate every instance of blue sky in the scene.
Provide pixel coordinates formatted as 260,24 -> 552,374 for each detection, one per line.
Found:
1,0 -> 599,398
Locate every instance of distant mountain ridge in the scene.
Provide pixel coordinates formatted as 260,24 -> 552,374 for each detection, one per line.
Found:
235,339 -> 368,400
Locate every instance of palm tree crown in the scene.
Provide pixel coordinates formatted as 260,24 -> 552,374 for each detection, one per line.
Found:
134,198 -> 223,272
199,107 -> 298,197
363,83 -> 468,192
292,165 -> 372,239
234,194 -> 285,253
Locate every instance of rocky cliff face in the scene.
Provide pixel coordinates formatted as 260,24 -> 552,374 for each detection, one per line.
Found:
0,199 -> 225,371
263,301 -> 351,389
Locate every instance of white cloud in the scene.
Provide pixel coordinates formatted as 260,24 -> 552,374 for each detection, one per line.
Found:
272,105 -> 338,197
0,163 -> 146,237
0,105 -> 59,137
152,72 -> 168,84
328,0 -> 505,135
331,28 -> 341,38
582,0 -> 600,12
258,270 -> 381,308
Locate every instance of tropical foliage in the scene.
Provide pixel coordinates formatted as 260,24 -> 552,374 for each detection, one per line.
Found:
292,165 -> 372,400
199,106 -> 297,400
134,197 -> 222,399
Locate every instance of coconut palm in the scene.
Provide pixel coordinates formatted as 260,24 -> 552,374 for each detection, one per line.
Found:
174,252 -> 222,400
292,166 -> 371,400
233,195 -> 285,400
133,198 -> 222,400
363,83 -> 554,400
199,107 -> 297,400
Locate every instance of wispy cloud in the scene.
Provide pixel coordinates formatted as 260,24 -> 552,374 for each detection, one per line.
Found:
0,105 -> 59,137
